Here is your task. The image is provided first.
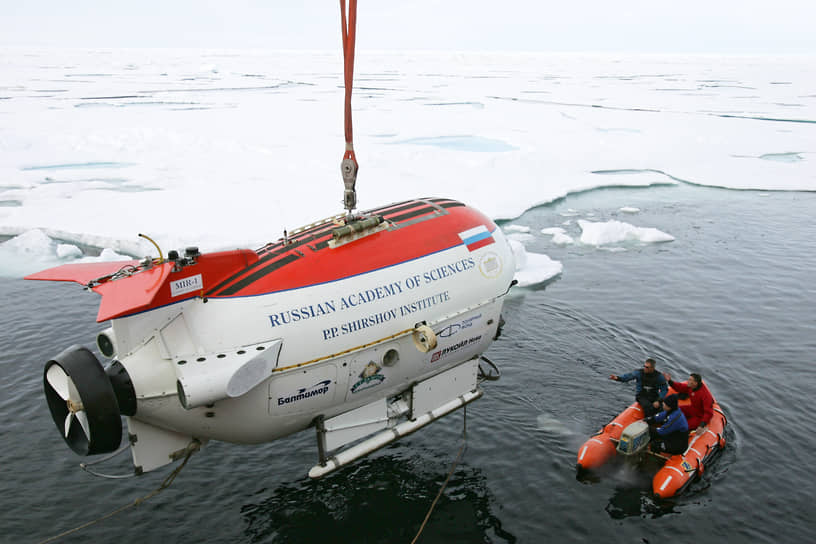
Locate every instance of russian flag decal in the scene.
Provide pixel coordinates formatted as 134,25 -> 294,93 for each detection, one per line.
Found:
458,225 -> 495,251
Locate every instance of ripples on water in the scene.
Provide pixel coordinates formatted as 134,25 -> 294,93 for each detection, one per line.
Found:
1,184 -> 815,543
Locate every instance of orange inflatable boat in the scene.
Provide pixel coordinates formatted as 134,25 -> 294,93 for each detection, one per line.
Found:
576,388 -> 727,498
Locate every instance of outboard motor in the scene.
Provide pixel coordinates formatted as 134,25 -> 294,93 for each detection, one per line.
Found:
616,420 -> 651,456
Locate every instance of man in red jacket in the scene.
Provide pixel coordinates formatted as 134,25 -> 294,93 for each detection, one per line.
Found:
663,372 -> 713,433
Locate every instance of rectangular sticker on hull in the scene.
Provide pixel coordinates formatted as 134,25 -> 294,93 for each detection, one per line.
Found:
270,364 -> 337,415
171,274 -> 203,297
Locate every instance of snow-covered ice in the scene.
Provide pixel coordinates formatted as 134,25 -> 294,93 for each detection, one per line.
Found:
1,48 -> 814,284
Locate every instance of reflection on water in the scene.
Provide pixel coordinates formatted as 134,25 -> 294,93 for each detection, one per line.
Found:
578,456 -> 686,519
605,487 -> 677,520
241,452 -> 517,543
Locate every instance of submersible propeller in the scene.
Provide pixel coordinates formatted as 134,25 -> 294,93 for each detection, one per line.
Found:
43,345 -> 136,456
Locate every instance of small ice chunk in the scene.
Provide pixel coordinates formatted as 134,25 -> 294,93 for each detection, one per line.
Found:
57,243 -> 83,259
95,248 -> 131,261
509,238 -> 562,286
578,219 -> 674,245
1,229 -> 54,253
0,229 -> 58,277
541,227 -> 574,245
514,252 -> 563,287
507,232 -> 535,243
504,224 -> 531,233
619,206 -> 640,214
509,238 -> 527,270
552,232 -> 574,245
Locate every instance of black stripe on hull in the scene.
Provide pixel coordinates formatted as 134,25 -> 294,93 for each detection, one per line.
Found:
207,225 -> 337,295
217,253 -> 301,296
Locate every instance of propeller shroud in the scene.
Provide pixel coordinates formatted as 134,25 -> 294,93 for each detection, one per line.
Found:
43,345 -> 123,455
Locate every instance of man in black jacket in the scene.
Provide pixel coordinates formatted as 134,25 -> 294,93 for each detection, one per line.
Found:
609,357 -> 668,416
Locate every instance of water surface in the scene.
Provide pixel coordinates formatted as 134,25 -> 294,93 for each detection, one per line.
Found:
1,184 -> 815,543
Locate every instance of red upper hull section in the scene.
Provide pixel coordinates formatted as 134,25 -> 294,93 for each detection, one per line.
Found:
26,198 -> 500,322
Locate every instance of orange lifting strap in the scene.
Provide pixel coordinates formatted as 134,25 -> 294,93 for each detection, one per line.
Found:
340,0 -> 359,215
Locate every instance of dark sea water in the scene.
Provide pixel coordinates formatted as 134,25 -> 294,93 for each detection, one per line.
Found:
2,183 -> 815,543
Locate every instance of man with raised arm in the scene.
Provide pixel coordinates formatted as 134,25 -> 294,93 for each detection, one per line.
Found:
663,372 -> 714,434
609,357 -> 668,416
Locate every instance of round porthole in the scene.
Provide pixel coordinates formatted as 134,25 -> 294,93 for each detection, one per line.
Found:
383,348 -> 399,367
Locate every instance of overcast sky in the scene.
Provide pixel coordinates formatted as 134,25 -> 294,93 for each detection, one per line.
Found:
2,1 -> 815,54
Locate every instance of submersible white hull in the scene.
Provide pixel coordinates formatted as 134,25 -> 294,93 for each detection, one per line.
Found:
30,197 -> 516,475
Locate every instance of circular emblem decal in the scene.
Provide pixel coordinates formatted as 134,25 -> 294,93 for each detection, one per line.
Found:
478,251 -> 503,279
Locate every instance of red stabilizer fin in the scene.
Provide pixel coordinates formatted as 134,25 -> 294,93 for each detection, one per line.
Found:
25,261 -> 139,285
92,263 -> 173,322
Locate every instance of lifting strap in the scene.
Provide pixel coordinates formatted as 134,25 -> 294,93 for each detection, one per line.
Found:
340,0 -> 359,216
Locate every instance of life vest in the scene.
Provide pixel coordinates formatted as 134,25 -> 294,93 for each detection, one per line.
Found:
640,370 -> 662,397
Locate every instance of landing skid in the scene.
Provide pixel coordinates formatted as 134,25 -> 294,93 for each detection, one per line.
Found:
309,359 -> 481,478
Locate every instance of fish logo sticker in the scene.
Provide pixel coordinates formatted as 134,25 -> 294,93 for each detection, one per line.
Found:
351,361 -> 385,393
437,323 -> 461,338
437,314 -> 482,338
458,225 -> 495,252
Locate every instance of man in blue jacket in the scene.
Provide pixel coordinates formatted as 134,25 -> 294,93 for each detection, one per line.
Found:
609,357 -> 668,416
645,394 -> 689,454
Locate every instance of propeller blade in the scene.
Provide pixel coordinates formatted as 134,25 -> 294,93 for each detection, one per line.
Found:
47,364 -> 70,401
76,411 -> 91,441
67,375 -> 81,403
64,413 -> 73,438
